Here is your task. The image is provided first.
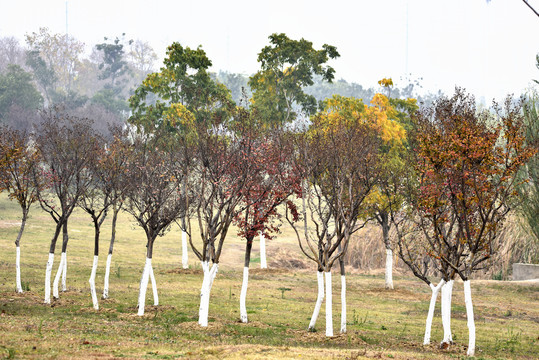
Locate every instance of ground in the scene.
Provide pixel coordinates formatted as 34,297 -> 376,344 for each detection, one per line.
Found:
0,194 -> 537,359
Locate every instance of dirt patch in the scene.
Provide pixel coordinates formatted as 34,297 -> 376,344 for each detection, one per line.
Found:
249,268 -> 289,275
268,247 -> 311,270
364,287 -> 420,301
166,267 -> 203,275
0,220 -> 21,228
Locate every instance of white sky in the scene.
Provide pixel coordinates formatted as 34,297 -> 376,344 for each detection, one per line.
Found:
1,0 -> 539,101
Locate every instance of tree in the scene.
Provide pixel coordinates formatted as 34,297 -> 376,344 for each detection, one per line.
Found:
411,89 -> 535,356
122,130 -> 189,316
25,49 -> 57,106
100,129 -> 132,300
188,106 -> 255,327
90,35 -> 133,117
0,126 -> 41,293
127,39 -> 158,83
25,28 -> 84,96
287,95 -> 381,336
0,64 -> 43,121
515,93 -> 539,262
249,33 -> 340,126
130,42 -> 233,132
129,41 -> 234,272
0,36 -> 26,72
232,120 -> 301,323
365,78 -> 416,290
34,109 -> 98,303
77,129 -> 129,309
389,163 -> 454,346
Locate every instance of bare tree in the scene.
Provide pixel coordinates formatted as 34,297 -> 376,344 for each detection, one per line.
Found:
0,126 -> 41,293
122,130 -> 188,316
34,108 -> 98,303
287,96 -> 381,336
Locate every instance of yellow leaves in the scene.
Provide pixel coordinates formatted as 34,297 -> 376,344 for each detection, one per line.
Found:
378,78 -> 393,88
163,103 -> 195,128
310,94 -> 406,146
366,93 -> 406,145
142,72 -> 160,89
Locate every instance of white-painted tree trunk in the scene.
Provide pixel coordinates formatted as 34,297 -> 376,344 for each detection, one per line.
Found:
16,246 -> 22,293
259,232 -> 267,269
441,279 -> 454,345
62,252 -> 67,291
89,255 -> 99,310
137,257 -> 152,316
385,249 -> 394,289
198,262 -> 219,327
463,280 -> 476,356
423,279 -> 445,345
149,263 -> 158,306
181,230 -> 188,269
240,266 -> 249,323
102,253 -> 112,299
53,252 -> 66,298
308,271 -> 324,331
325,271 -> 333,337
198,261 -> 209,324
44,253 -> 54,304
340,275 -> 347,333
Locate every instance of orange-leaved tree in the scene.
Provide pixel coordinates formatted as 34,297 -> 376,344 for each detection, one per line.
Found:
412,89 -> 535,356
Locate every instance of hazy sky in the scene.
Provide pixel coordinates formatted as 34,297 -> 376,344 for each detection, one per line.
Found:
1,0 -> 539,101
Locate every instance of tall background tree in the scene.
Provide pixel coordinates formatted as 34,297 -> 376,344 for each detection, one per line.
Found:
0,65 -> 43,125
249,33 -> 340,126
25,27 -> 86,108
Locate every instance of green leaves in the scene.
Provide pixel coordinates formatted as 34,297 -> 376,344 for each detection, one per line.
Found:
0,65 -> 43,119
129,42 -> 234,137
249,33 -> 340,126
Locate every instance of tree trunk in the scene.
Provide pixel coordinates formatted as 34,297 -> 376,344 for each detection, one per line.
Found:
54,222 -> 69,297
137,257 -> 152,316
423,279 -> 445,345
325,271 -> 333,337
44,223 -> 62,304
463,280 -> 476,356
53,252 -> 66,299
103,253 -> 112,299
149,262 -> 158,306
181,230 -> 189,269
198,261 -> 219,327
340,261 -> 347,333
259,232 -> 267,269
441,279 -> 454,346
240,237 -> 253,323
89,220 -> 100,310
15,210 -> 27,293
382,214 -> 393,290
89,255 -> 99,310
138,239 -> 158,315
103,206 -> 119,299
44,253 -> 55,304
308,270 -> 324,331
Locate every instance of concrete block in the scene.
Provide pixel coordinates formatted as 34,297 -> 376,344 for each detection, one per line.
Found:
512,263 -> 539,280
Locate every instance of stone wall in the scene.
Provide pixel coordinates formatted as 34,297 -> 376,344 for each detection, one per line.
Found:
512,263 -> 539,280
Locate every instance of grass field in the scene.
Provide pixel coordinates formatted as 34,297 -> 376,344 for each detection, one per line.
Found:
0,193 -> 538,359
